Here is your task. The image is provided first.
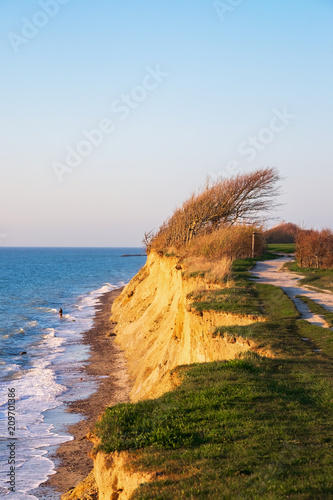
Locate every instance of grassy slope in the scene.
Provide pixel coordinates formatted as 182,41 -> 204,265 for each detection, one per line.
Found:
284,261 -> 333,293
189,253 -> 282,316
95,256 -> 333,499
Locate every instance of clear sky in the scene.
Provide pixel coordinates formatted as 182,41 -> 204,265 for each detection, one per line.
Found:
1,0 -> 332,246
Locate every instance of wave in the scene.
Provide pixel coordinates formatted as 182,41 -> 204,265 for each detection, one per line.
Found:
0,283 -> 129,496
0,362 -> 22,379
75,282 -> 118,311
0,247 -> 145,496
63,313 -> 76,321
44,327 -> 55,337
26,320 -> 38,328
0,356 -> 71,496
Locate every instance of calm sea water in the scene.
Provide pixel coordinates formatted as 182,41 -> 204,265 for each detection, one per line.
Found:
0,248 -> 146,499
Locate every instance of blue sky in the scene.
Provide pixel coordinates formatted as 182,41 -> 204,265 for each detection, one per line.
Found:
1,0 -> 332,246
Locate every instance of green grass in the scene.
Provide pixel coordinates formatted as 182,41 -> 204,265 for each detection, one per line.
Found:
231,252 -> 282,278
189,285 -> 262,316
182,252 -> 279,285
188,255 -> 285,316
284,261 -> 333,293
95,337 -> 333,498
94,254 -> 333,499
296,295 -> 333,328
267,243 -> 296,254
256,284 -> 299,320
212,285 -> 303,356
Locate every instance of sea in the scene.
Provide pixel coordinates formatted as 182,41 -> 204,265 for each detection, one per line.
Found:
0,247 -> 146,499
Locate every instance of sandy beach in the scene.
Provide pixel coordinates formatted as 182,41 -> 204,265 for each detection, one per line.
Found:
38,287 -> 131,498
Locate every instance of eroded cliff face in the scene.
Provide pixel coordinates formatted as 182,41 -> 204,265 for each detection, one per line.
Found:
61,452 -> 151,500
93,451 -> 153,500
111,252 -> 268,402
62,252 -> 270,500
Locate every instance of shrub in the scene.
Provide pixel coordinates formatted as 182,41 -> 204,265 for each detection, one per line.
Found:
186,225 -> 265,260
147,168 -> 280,252
264,222 -> 299,243
296,228 -> 333,269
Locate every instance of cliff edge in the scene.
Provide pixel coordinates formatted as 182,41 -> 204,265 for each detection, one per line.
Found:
62,252 -> 270,499
111,252 -> 267,403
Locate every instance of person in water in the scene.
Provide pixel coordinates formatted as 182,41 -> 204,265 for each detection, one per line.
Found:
59,308 -> 63,318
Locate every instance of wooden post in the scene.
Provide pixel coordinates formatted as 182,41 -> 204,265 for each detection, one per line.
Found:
252,232 -> 260,258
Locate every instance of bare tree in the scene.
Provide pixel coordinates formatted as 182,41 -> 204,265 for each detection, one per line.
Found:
142,230 -> 155,253
151,168 -> 281,250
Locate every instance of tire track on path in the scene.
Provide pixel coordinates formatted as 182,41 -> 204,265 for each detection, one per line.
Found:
251,256 -> 333,330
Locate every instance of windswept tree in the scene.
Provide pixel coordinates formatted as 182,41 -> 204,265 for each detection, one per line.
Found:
149,168 -> 280,251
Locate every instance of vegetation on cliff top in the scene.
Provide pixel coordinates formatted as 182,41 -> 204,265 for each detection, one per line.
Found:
144,168 -> 280,258
94,255 -> 333,499
145,168 -> 333,277
93,171 -> 333,498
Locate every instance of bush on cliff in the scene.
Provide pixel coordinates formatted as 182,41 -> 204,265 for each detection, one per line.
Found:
144,168 -> 280,259
94,257 -> 333,499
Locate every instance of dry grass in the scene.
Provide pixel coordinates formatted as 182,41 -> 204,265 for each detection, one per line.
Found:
184,256 -> 233,284
186,225 -> 265,260
167,225 -> 266,286
148,168 -> 280,252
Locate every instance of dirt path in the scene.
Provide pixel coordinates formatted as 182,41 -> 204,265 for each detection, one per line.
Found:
251,256 -> 333,329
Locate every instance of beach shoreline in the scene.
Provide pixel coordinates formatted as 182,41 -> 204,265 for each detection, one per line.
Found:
37,287 -> 130,499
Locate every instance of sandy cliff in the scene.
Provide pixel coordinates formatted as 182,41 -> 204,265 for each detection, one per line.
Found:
62,252 -> 269,499
111,252 -> 267,402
